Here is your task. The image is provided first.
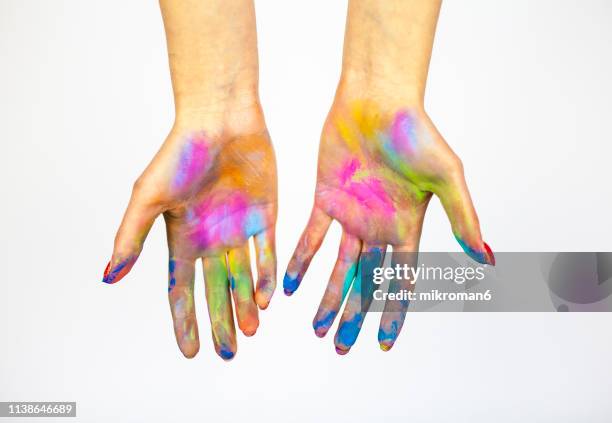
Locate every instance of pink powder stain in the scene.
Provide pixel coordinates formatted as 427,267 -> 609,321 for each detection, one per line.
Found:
344,178 -> 395,216
390,111 -> 416,156
338,158 -> 360,185
188,192 -> 250,249
337,157 -> 395,216
173,135 -> 210,191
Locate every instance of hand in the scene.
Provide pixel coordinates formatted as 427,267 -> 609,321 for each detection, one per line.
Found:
283,99 -> 493,354
103,109 -> 277,360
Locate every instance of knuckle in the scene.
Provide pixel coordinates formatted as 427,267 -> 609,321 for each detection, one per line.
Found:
131,174 -> 166,205
444,154 -> 465,183
131,175 -> 148,195
449,155 -> 464,175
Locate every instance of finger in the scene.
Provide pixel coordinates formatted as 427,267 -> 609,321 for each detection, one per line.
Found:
436,167 -> 495,266
334,244 -> 386,355
378,222 -> 423,351
203,255 -> 237,361
227,246 -> 259,336
102,183 -> 161,284
253,228 -> 277,310
167,257 -> 199,358
312,231 -> 361,338
378,247 -> 419,352
283,207 -> 332,295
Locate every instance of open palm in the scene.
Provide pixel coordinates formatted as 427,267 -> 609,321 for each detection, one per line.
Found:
103,124 -> 277,360
284,100 -> 493,354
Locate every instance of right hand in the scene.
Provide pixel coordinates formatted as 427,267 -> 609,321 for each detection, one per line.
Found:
103,107 -> 278,360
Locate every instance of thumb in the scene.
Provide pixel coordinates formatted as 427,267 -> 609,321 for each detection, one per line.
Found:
436,164 -> 495,266
102,181 -> 162,284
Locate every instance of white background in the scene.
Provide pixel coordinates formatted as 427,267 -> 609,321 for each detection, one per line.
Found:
1,0 -> 611,421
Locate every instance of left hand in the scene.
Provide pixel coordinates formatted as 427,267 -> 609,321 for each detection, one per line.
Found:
283,98 -> 494,354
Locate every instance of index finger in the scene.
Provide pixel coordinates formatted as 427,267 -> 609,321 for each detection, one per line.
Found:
283,207 -> 332,296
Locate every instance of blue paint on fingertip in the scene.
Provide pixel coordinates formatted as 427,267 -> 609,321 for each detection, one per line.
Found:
219,346 -> 235,361
336,314 -> 363,348
455,235 -> 487,265
378,320 -> 399,344
283,272 -> 300,295
313,310 -> 337,336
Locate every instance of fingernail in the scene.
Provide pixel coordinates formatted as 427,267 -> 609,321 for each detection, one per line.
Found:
103,260 -> 111,281
455,235 -> 495,266
283,272 -> 300,296
102,256 -> 136,284
484,242 -> 496,266
379,343 -> 392,352
102,259 -> 117,283
335,346 -> 350,355
314,328 -> 327,338
218,345 -> 236,361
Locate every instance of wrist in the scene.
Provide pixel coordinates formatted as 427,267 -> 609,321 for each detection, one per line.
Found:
173,66 -> 260,114
173,96 -> 266,138
336,68 -> 425,112
339,0 -> 440,111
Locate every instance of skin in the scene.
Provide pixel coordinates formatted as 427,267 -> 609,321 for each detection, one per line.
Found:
102,0 -> 277,360
284,0 -> 494,354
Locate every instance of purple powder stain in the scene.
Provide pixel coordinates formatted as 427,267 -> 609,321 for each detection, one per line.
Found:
172,135 -> 210,191
188,192 -> 251,249
390,111 -> 417,156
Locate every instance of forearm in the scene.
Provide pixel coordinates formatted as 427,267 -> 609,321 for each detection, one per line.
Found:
159,0 -> 261,124
338,0 -> 442,108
